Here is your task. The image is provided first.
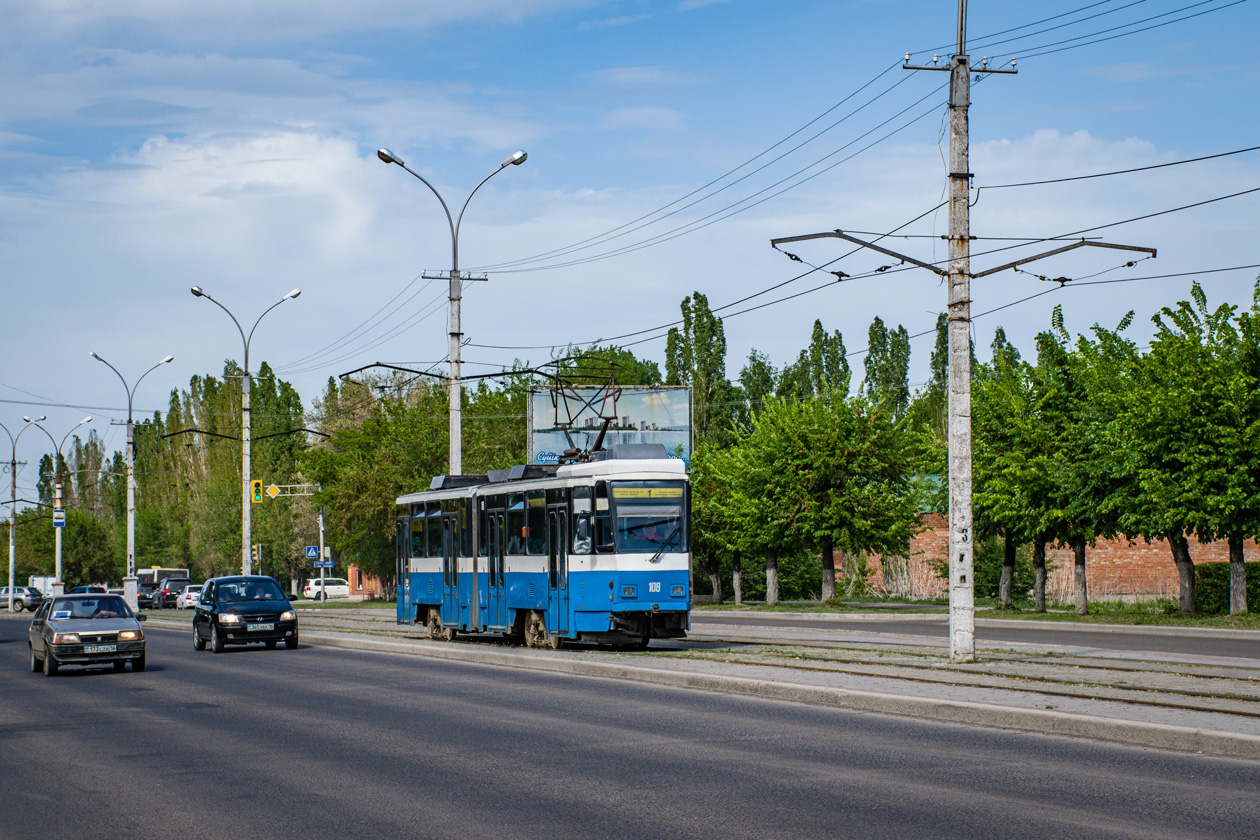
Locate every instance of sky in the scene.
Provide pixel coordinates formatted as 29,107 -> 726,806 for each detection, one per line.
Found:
2,0 -> 1259,492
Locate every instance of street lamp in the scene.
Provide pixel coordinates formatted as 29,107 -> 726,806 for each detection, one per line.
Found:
191,286 -> 300,574
24,415 -> 92,595
90,351 -> 174,608
376,146 -> 527,475
1,416 -> 45,612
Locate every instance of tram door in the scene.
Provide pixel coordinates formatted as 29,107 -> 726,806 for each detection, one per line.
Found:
546,503 -> 569,637
488,512 -> 508,630
441,516 -> 459,628
395,518 -> 408,624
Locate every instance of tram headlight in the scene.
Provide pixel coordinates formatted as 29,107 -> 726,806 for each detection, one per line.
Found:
671,585 -> 685,596
622,585 -> 636,598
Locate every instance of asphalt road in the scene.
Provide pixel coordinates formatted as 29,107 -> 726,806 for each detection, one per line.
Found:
3,623 -> 1259,839
693,612 -> 1260,660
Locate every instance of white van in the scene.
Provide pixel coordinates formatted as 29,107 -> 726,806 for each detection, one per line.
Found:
303,578 -> 349,601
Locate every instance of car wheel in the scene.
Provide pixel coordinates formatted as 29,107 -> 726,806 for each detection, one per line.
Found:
316,592 -> 325,602
29,646 -> 40,673
132,653 -> 146,672
193,625 -> 206,651
285,634 -> 298,650
13,601 -> 25,613
265,640 -> 277,649
113,660 -> 127,672
43,651 -> 58,676
211,624 -> 225,653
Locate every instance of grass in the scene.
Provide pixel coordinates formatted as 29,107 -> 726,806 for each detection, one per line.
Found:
694,597 -> 1260,628
292,599 -> 395,610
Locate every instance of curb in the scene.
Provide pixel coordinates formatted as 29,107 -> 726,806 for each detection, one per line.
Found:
140,618 -> 1260,761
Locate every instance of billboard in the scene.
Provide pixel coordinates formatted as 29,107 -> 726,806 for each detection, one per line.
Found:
527,386 -> 692,466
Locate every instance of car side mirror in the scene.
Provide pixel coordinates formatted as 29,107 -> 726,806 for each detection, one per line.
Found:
137,615 -> 147,622
287,594 -> 297,601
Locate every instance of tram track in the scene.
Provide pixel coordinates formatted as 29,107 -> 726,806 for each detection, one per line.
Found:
288,610 -> 1260,721
655,648 -> 1260,719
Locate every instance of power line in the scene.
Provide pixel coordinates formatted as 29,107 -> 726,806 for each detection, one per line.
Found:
977,144 -> 1260,192
993,0 -> 1249,60
475,62 -> 914,271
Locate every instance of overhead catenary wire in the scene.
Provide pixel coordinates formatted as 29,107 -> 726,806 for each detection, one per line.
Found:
475,62 -> 915,272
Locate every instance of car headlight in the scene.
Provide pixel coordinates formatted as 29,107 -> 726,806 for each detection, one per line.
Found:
219,614 -> 242,624
280,610 -> 296,622
119,629 -> 142,641
52,632 -> 80,644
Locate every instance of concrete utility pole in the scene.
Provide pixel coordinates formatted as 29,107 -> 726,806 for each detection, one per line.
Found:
376,147 -> 528,476
25,416 -> 91,595
91,352 -> 174,609
2,419 -> 40,612
191,286 -> 300,575
771,1 -> 1153,664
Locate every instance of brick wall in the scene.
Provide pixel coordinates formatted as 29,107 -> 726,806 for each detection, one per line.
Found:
861,514 -> 1258,602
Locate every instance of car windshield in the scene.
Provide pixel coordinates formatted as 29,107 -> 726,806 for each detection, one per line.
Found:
218,580 -> 287,603
51,596 -> 132,619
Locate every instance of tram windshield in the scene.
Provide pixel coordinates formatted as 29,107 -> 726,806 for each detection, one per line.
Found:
609,481 -> 686,554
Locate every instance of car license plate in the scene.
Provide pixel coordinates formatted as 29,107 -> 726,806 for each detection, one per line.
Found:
246,623 -> 274,632
84,644 -> 116,653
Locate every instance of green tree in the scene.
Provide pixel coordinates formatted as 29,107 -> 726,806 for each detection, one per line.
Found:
665,292 -> 733,446
861,316 -> 911,418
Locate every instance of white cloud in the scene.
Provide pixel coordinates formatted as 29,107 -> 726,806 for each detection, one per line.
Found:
1,0 -> 603,46
579,14 -> 651,30
588,66 -> 708,86
601,106 -> 686,132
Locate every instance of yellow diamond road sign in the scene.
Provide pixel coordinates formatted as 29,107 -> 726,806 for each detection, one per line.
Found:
267,484 -> 281,498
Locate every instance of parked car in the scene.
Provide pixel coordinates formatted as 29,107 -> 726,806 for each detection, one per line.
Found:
193,576 -> 298,653
176,584 -> 202,610
69,585 -> 107,594
1,586 -> 44,612
153,577 -> 192,609
303,577 -> 350,601
28,594 -> 147,675
136,582 -> 156,609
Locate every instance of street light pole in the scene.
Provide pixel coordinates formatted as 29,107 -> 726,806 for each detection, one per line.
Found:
25,416 -> 92,595
2,417 -> 45,612
90,352 -> 174,608
191,286 -> 300,575
376,147 -> 527,475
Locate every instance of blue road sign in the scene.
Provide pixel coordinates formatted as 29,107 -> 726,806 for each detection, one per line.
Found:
305,546 -> 319,559
312,560 -> 333,569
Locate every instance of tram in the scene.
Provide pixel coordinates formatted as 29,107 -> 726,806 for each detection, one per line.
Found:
395,443 -> 691,648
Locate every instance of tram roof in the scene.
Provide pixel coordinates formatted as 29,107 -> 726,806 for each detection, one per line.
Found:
395,444 -> 686,506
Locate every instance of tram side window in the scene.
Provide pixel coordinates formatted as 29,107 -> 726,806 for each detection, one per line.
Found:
411,516 -> 425,558
477,498 -> 487,556
507,494 -> 525,554
594,481 -> 614,552
461,500 -> 472,557
571,487 -> 592,555
427,502 -> 442,557
526,491 -> 546,555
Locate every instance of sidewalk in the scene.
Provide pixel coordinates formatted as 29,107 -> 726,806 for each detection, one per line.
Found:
135,608 -> 1260,761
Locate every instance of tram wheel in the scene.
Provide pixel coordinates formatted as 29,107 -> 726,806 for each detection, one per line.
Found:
544,633 -> 564,651
427,609 -> 443,641
523,611 -> 544,648
440,626 -> 457,642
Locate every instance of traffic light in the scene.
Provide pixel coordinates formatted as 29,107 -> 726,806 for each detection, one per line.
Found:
251,544 -> 261,565
251,479 -> 263,503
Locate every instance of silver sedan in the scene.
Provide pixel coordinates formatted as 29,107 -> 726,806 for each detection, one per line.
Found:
28,595 -> 147,676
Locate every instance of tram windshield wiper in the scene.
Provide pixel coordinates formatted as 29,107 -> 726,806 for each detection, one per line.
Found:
648,524 -> 681,564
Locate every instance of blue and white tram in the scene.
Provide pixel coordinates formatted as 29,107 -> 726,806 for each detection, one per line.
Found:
395,443 -> 691,648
